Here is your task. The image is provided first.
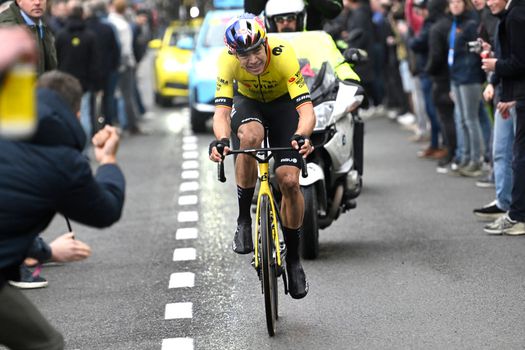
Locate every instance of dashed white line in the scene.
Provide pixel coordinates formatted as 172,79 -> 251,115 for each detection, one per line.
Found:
161,338 -> 194,350
175,228 -> 198,240
177,211 -> 198,222
181,170 -> 199,180
169,272 -> 195,289
165,302 -> 193,319
182,135 -> 198,143
178,195 -> 198,206
182,143 -> 198,151
173,248 -> 196,261
182,151 -> 199,159
179,182 -> 199,192
182,160 -> 199,170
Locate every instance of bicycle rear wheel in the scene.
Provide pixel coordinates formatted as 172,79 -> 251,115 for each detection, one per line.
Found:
260,194 -> 278,336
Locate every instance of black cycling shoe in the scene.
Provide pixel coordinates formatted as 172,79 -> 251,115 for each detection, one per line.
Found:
232,222 -> 253,254
286,259 -> 309,299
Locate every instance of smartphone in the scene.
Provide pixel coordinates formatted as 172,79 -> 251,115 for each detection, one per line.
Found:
0,63 -> 36,139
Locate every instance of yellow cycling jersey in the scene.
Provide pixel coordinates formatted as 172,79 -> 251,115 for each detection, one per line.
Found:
214,36 -> 312,109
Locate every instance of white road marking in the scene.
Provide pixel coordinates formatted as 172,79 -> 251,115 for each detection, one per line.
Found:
177,211 -> 198,222
179,182 -> 199,192
181,170 -> 199,180
169,272 -> 195,289
178,195 -> 198,206
182,143 -> 198,151
176,228 -> 198,240
173,248 -> 196,261
183,135 -> 197,143
165,302 -> 193,319
182,160 -> 199,170
183,151 -> 199,159
162,338 -> 194,350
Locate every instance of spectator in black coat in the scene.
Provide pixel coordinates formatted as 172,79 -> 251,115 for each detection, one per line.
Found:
85,0 -> 121,127
426,0 -> 457,168
481,0 -> 525,235
55,1 -> 100,140
0,70 -> 125,350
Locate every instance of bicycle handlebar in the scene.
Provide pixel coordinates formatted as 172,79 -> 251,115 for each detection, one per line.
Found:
217,146 -> 308,182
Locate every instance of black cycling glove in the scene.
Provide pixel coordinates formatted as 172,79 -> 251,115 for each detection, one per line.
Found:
208,138 -> 230,156
290,134 -> 308,148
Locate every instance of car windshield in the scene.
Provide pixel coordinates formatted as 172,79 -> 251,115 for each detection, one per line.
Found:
203,16 -> 232,48
169,31 -> 193,47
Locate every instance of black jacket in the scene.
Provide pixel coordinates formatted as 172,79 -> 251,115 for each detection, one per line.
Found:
448,12 -> 485,85
495,0 -> 525,101
55,18 -> 100,92
85,16 -> 121,90
0,88 -> 125,284
425,0 -> 451,82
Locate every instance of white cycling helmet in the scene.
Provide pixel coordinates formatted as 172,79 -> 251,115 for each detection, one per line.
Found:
265,0 -> 307,33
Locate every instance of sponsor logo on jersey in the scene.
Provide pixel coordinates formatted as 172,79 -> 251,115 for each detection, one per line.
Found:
280,158 -> 298,164
272,45 -> 284,56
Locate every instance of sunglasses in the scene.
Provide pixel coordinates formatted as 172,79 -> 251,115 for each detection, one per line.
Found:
274,14 -> 297,23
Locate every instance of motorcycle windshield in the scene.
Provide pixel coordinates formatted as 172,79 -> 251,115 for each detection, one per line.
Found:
299,59 -> 336,103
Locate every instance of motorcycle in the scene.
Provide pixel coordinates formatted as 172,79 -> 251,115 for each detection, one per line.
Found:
273,31 -> 366,259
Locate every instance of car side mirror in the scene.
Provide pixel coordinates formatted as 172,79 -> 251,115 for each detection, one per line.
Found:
343,48 -> 368,65
148,39 -> 162,50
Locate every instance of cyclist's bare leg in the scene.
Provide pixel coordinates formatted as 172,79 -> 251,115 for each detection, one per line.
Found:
235,121 -> 264,187
231,121 -> 264,254
275,166 -> 303,228
275,165 -> 308,299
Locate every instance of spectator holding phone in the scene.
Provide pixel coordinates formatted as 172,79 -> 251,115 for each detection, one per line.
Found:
0,70 -> 125,349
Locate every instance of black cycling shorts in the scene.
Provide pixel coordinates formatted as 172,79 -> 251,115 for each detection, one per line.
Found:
231,94 -> 301,169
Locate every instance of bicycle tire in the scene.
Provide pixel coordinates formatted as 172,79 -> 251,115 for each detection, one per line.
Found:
260,194 -> 278,336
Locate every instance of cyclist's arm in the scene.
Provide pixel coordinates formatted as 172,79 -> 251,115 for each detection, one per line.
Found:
212,106 -> 232,141
295,103 -> 315,138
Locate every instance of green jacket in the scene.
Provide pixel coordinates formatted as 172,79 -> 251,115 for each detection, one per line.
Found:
0,2 -> 57,75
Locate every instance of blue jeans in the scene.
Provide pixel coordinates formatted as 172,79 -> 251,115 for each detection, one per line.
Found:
478,100 -> 492,161
451,83 -> 484,164
80,91 -> 92,140
509,100 -> 525,222
421,74 -> 440,148
493,107 -> 516,211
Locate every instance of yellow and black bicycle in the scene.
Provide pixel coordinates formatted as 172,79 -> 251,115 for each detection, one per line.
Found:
216,135 -> 307,336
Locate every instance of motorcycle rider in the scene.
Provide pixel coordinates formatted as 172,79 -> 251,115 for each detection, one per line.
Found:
245,0 -> 343,31
208,14 -> 315,299
265,0 -> 307,32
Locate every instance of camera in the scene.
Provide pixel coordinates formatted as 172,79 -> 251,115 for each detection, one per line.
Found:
467,39 -> 482,54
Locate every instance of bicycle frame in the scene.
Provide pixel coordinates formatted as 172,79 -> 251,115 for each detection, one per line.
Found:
253,156 -> 282,271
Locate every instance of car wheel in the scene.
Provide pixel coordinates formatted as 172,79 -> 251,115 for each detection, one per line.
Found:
155,93 -> 172,108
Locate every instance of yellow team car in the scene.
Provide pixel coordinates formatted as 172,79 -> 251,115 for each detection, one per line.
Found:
149,21 -> 200,107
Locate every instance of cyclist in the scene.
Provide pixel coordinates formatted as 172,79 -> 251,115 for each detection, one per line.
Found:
208,14 -> 315,299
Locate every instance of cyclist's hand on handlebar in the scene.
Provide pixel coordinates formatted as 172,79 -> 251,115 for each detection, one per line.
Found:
208,138 -> 230,162
291,134 -> 313,157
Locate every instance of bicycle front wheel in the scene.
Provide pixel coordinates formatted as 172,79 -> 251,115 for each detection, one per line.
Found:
260,194 -> 278,336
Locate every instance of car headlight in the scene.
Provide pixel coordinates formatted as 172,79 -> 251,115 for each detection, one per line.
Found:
314,101 -> 334,129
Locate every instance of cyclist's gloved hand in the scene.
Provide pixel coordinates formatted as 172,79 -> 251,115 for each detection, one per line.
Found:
209,138 -> 230,162
290,134 -> 313,157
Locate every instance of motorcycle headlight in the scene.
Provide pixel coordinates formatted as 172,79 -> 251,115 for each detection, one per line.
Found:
313,101 -> 335,129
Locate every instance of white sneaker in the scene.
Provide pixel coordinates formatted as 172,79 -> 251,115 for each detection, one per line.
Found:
397,113 -> 416,126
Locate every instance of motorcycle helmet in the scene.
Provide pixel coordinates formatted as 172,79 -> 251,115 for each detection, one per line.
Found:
264,0 -> 307,33
224,13 -> 267,55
